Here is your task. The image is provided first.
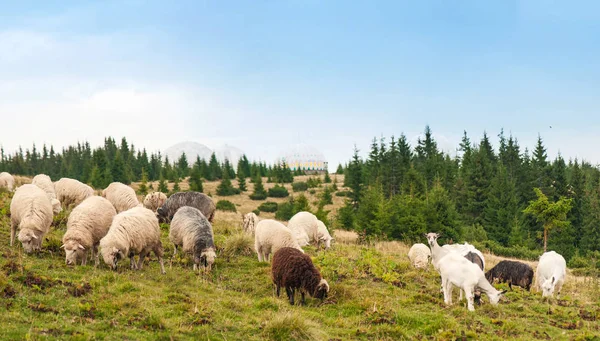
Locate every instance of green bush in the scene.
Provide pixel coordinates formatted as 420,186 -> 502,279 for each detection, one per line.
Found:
335,191 -> 349,197
292,182 -> 308,192
275,201 -> 295,221
249,192 -> 267,200
306,177 -> 321,188
309,189 -> 316,195
252,209 -> 260,216
216,200 -> 237,212
258,201 -> 278,213
471,240 -> 541,261
268,184 -> 289,198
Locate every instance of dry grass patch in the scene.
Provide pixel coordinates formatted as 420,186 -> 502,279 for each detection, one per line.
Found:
333,230 -> 359,244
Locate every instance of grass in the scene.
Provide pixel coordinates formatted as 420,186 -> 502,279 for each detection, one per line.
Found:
1,176 -> 600,340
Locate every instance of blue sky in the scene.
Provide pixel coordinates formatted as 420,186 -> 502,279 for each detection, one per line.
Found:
1,1 -> 600,168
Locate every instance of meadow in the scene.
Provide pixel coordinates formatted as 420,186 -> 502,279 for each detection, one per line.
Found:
0,176 -> 599,340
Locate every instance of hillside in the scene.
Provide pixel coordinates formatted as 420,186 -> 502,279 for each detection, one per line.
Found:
0,179 -> 599,340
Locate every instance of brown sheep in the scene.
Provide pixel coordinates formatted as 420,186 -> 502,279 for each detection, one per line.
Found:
271,247 -> 329,305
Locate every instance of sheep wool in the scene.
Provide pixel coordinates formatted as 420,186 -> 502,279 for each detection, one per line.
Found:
32,174 -> 62,215
485,260 -> 534,291
272,247 -> 329,305
242,212 -> 259,236
0,172 -> 15,191
287,211 -> 319,247
169,206 -> 216,272
157,192 -> 216,223
143,192 -> 167,212
99,207 -> 166,274
255,219 -> 304,262
102,182 -> 142,213
408,243 -> 431,269
10,184 -> 53,253
54,178 -> 94,207
63,196 -> 117,266
316,220 -> 334,249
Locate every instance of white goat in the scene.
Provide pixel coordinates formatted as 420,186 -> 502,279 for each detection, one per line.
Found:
536,251 -> 566,298
438,252 -> 506,311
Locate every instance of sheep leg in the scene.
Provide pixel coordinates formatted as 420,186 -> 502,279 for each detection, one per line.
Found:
276,285 -> 280,297
459,289 -> 463,301
301,291 -> 306,305
130,255 -> 138,270
464,287 -> 475,312
172,244 -> 178,257
10,220 -> 16,247
137,251 -> 148,270
81,252 -> 87,266
94,245 -> 100,267
508,281 -> 513,291
286,287 -> 294,305
443,280 -> 453,306
154,247 -> 166,274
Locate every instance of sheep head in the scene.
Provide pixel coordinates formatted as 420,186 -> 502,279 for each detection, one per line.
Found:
103,247 -> 125,270
51,199 -> 62,215
425,233 -> 440,248
198,248 -> 216,272
156,207 -> 168,223
62,240 -> 86,265
313,278 -> 329,300
542,276 -> 557,297
18,230 -> 40,253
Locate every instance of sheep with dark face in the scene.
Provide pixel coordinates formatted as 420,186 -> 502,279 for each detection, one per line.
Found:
156,192 -> 215,223
485,260 -> 534,291
169,206 -> 216,272
271,247 -> 329,305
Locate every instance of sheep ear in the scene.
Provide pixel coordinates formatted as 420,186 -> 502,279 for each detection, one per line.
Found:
78,244 -> 85,250
31,235 -> 38,240
60,244 -> 65,249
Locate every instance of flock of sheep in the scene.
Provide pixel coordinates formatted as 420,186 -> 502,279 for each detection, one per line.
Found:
408,233 -> 567,311
0,171 -> 332,306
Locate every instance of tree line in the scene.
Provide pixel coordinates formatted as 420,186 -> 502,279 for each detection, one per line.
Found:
338,126 -> 600,261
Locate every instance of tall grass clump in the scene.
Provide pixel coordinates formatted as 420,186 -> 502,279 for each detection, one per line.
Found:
262,312 -> 325,341
222,233 -> 254,258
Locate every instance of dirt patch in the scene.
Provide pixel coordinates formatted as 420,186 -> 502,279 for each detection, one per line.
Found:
28,303 -> 59,314
2,285 -> 17,298
3,260 -> 20,275
68,282 -> 92,297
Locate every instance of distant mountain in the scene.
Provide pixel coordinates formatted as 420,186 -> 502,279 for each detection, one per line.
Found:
163,141 -> 245,164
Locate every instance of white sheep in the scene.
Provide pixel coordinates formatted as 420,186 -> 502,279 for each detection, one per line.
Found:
99,207 -> 166,274
242,212 -> 260,236
255,219 -> 304,262
536,251 -> 566,298
438,252 -> 506,311
32,174 -> 62,215
170,206 -> 216,272
287,211 -> 319,247
143,191 -> 167,212
442,242 -> 486,270
316,220 -> 334,249
9,184 -> 53,253
408,243 -> 431,269
62,196 -> 117,266
0,172 -> 15,191
54,178 -> 94,208
102,182 -> 142,213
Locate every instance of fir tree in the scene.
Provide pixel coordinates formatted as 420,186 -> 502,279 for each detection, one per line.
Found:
250,173 -> 267,200
237,169 -> 247,192
177,152 -> 190,178
172,177 -> 181,194
347,146 -> 364,209
324,172 -> 332,183
216,167 -> 239,196
111,151 -> 129,184
189,165 -> 204,192
336,164 -> 344,174
483,164 -> 519,246
207,153 -> 222,180
158,174 -> 168,193
319,185 -> 333,206
138,168 -> 149,195
523,188 -> 573,252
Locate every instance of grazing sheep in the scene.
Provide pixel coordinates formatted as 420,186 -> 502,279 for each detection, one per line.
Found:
255,219 -> 304,262
156,192 -> 215,223
438,252 -> 506,311
242,212 -> 259,236
536,251 -> 566,298
32,174 -> 62,215
102,182 -> 142,213
272,247 -> 329,305
287,211 -> 319,247
143,192 -> 167,212
408,243 -> 431,269
99,207 -> 166,274
9,184 -> 53,253
0,172 -> 15,191
485,260 -> 534,291
316,220 -> 334,249
169,206 -> 216,272
54,178 -> 94,207
62,196 -> 117,266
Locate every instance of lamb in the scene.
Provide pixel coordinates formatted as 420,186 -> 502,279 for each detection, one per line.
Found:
438,252 -> 506,311
32,174 -> 62,215
169,206 -> 216,272
0,172 -> 15,191
536,251 -> 566,298
143,192 -> 168,212
287,211 -> 319,247
102,182 -> 142,213
485,260 -> 534,291
242,212 -> 260,236
316,220 -> 334,249
9,184 -> 53,253
62,196 -> 117,266
408,243 -> 431,269
54,178 -> 94,207
255,219 -> 304,262
271,247 -> 329,305
156,192 -> 215,223
99,207 -> 166,274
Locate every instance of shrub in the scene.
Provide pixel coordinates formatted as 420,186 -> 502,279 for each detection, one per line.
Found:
292,182 -> 308,192
258,201 -> 278,213
335,190 -> 350,197
249,192 -> 267,200
470,240 -> 540,261
275,201 -> 295,221
252,209 -> 260,216
268,184 -> 289,198
319,185 -> 333,206
309,189 -> 316,195
216,200 -> 237,212
306,177 -> 321,188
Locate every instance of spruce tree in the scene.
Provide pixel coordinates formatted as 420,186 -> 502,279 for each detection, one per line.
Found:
237,169 -> 247,192
319,185 -> 333,206
138,168 -> 149,195
216,167 -> 239,196
158,174 -> 168,193
523,188 -> 573,252
336,164 -> 344,174
111,151 -> 129,184
424,179 -> 462,243
293,194 -> 311,214
177,152 -> 189,178
483,164 -> 519,246
347,146 -> 364,209
207,153 -> 221,180
89,165 -> 103,189
189,165 -> 204,192
250,173 -> 267,200
324,172 -> 332,183
172,178 -> 180,194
